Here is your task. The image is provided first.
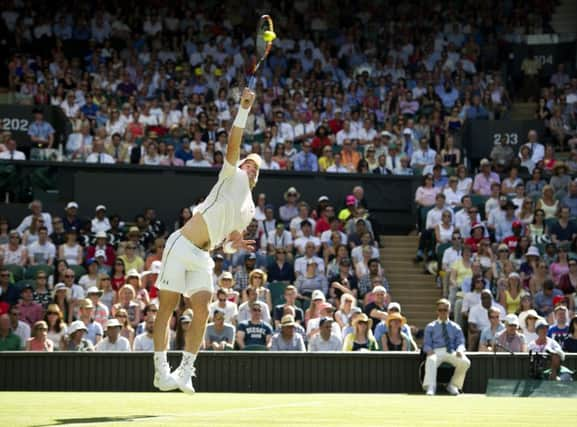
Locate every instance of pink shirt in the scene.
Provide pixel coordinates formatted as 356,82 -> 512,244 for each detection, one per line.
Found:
27,338 -> 54,351
472,172 -> 500,196
550,262 -> 569,285
19,301 -> 43,327
415,186 -> 440,206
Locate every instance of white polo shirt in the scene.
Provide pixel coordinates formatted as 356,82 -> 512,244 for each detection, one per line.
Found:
194,160 -> 255,250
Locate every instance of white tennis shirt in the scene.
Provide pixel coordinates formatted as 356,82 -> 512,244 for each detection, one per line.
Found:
194,160 -> 255,250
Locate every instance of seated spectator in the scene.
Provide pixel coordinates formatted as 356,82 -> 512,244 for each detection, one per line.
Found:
18,285 -> 43,327
493,314 -> 527,352
293,221 -> 321,255
550,207 -> 577,244
233,253 -> 257,292
237,287 -> 271,325
477,306 -> 506,352
0,138 -> 26,160
528,319 -> 564,355
266,223 -> 294,255
236,302 -> 273,350
85,138 -> 115,164
273,285 -> 304,328
62,320 -> 94,352
25,320 -> 54,352
467,290 -> 506,351
363,285 -> 389,331
472,158 -> 500,196
267,248 -> 295,283
342,313 -> 378,351
498,272 -> 525,315
133,315 -> 156,351
308,317 -> 342,352
59,229 -> 84,266
135,303 -> 158,336
204,309 -> 235,351
334,294 -> 357,330
0,313 -> 21,351
209,288 -> 238,325
271,315 -> 306,351
295,259 -> 328,300
293,141 -> 318,172
534,280 -> 564,318
550,246 -> 570,286
96,318 -> 131,352
44,304 -> 67,351
519,309 -> 541,344
112,285 -> 141,329
1,230 -> 28,268
423,299 -> 470,396
526,168 -> 546,200
523,130 -> 545,165
242,269 -> 272,312
548,305 -> 570,347
380,312 -> 416,351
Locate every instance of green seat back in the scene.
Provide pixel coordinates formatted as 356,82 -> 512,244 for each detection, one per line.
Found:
4,264 -> 24,282
69,265 -> 87,280
243,344 -> 267,351
25,264 -> 54,280
269,281 -> 289,307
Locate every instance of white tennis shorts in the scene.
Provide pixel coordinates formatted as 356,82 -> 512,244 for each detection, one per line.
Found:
155,230 -> 214,297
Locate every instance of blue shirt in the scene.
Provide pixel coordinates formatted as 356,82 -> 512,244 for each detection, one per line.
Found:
533,289 -> 564,317
293,151 -> 318,172
28,120 -> 55,141
423,319 -> 466,353
374,322 -> 412,347
237,320 -> 273,346
461,277 -> 490,294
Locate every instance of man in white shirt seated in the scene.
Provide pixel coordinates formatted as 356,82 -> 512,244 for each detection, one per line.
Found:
27,226 -> 56,265
326,153 -> 351,173
85,138 -> 115,164
260,147 -> 280,170
294,241 -> 325,277
0,138 -> 26,160
411,138 -> 436,172
134,316 -> 155,351
522,129 -> 545,164
186,148 -> 212,167
96,318 -> 131,351
293,221 -> 321,255
308,317 -> 342,351
467,290 -> 506,351
336,120 -> 358,146
289,203 -> 316,238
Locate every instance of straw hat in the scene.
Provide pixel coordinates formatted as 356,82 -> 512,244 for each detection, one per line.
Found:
385,312 -> 407,329
352,313 -> 373,330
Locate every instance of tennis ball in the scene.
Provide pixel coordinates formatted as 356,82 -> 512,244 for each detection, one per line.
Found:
263,30 -> 277,42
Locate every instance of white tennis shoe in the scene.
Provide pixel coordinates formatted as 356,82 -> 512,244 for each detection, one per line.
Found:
171,366 -> 196,394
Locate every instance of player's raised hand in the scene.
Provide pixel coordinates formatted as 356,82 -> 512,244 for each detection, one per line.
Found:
240,88 -> 256,110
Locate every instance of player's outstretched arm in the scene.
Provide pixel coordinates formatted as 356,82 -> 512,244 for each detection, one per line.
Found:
226,88 -> 256,165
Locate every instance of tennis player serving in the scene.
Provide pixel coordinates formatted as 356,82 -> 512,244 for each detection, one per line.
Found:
153,88 -> 259,394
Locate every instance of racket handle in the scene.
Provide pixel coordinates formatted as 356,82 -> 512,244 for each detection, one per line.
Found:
248,76 -> 256,90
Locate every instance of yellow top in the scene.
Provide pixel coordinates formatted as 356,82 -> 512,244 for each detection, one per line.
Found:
505,290 -> 521,314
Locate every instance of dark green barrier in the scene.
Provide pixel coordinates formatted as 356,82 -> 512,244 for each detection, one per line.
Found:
0,161 -> 421,235
0,352 -> 575,393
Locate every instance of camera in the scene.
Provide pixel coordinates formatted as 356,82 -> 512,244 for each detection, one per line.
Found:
528,350 -> 549,380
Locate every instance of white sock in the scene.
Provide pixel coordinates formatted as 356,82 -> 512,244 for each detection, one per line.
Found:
154,351 -> 167,370
180,351 -> 197,371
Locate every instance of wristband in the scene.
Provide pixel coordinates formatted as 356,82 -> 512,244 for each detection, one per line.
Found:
233,107 -> 249,129
223,241 -> 237,254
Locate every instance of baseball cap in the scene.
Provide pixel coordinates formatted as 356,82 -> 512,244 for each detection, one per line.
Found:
86,286 -> 103,296
95,249 -> 106,259
311,290 -> 325,301
246,253 -> 257,260
106,318 -> 122,329
319,317 -> 334,327
66,201 -> 79,210
95,204 -> 107,212
387,302 -> 401,312
318,302 -> 334,312
318,195 -> 329,203
505,314 -> 520,326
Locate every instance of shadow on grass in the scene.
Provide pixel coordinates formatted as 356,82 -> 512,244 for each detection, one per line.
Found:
33,415 -> 158,426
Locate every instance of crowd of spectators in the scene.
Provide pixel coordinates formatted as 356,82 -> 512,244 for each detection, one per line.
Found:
2,0 -> 577,363
417,126 -> 577,354
0,0 -> 561,171
0,185 -> 407,353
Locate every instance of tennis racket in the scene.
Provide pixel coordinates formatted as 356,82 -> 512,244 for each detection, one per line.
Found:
248,14 -> 275,90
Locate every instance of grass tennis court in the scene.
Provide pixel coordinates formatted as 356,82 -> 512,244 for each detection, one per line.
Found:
2,392 -> 572,427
